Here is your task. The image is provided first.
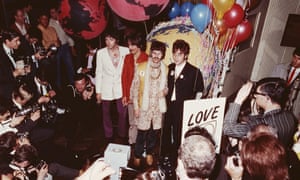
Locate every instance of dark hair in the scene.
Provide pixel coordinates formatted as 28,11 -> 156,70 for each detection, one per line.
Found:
241,134 -> 288,180
74,73 -> 90,83
0,132 -> 17,152
14,144 -> 39,165
12,83 -> 34,101
86,38 -> 99,49
103,29 -> 119,42
150,40 -> 166,59
293,47 -> 300,56
36,65 -> 51,83
27,27 -> 42,41
0,30 -> 19,44
126,32 -> 146,51
172,39 -> 190,56
255,77 -> 288,107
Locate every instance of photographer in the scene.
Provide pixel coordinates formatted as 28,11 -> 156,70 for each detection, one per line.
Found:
59,73 -> 98,140
223,78 -> 297,147
10,144 -> 79,180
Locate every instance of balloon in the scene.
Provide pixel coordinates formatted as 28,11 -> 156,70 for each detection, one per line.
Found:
236,0 -> 262,11
168,2 -> 180,19
235,20 -> 253,43
223,4 -> 244,28
201,0 -> 215,14
107,0 -> 169,21
190,4 -> 212,33
212,0 -> 235,19
180,2 -> 194,16
215,19 -> 228,35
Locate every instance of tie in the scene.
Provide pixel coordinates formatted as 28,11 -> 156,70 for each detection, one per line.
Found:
287,68 -> 296,85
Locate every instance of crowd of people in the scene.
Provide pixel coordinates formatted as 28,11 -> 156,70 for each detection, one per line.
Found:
0,1 -> 300,180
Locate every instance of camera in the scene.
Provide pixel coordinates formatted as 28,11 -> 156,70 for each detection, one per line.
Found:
35,160 -> 46,170
16,104 -> 40,117
38,44 -> 58,57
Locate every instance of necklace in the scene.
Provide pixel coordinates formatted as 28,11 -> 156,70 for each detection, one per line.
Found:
150,68 -> 161,80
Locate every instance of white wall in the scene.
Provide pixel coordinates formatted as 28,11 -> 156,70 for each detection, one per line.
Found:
251,0 -> 300,81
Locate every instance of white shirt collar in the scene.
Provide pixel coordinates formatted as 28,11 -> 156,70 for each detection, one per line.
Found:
175,61 -> 186,76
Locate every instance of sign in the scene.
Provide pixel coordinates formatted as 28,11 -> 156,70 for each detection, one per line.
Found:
182,98 -> 226,153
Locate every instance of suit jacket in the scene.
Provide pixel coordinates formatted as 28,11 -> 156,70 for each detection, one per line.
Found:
95,46 -> 129,100
271,63 -> 300,119
0,44 -> 17,100
166,62 -> 204,104
121,51 -> 148,100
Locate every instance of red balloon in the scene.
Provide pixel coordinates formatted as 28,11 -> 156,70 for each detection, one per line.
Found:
235,20 -> 253,43
223,4 -> 244,28
107,0 -> 169,21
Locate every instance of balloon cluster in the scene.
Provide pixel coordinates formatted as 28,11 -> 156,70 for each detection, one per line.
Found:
168,0 -> 262,49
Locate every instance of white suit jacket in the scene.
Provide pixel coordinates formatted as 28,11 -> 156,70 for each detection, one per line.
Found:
95,46 -> 129,100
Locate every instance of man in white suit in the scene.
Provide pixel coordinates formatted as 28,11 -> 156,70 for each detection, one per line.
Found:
95,30 -> 129,143
271,47 -> 300,119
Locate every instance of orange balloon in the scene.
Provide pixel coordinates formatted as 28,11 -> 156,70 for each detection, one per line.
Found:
212,0 -> 235,19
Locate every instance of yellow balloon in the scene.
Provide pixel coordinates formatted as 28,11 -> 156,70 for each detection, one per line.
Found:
212,0 -> 235,19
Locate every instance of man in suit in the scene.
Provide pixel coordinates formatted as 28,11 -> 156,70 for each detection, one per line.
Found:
161,39 -> 204,159
271,47 -> 300,119
0,30 -> 24,100
95,30 -> 129,143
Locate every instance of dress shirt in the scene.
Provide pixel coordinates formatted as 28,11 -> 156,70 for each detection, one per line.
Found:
288,67 -> 300,85
171,61 -> 186,101
3,44 -> 16,68
15,22 -> 27,36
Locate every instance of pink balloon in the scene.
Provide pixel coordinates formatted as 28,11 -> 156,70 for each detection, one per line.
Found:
223,4 -> 244,28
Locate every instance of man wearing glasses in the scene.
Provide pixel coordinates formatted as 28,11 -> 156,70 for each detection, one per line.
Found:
223,77 -> 296,147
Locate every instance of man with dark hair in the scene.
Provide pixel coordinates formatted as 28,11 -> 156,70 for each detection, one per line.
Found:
161,39 -> 204,158
223,77 -> 296,147
121,32 -> 148,145
272,47 -> 300,119
131,40 -> 167,167
0,30 -> 24,100
95,29 -> 129,143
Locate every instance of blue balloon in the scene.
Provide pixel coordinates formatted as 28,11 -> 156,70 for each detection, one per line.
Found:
190,4 -> 212,33
180,2 -> 194,17
168,2 -> 181,19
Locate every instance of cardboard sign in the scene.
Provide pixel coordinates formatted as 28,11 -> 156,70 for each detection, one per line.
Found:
182,98 -> 226,153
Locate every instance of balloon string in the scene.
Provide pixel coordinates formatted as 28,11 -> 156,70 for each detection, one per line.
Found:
143,21 -> 148,36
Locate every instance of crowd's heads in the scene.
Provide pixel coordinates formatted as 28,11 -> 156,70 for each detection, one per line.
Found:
253,77 -> 288,108
177,127 -> 216,179
38,13 -> 49,28
13,9 -> 25,24
36,65 -> 51,86
13,144 -> 39,167
0,30 -> 20,48
126,32 -> 146,51
172,39 -> 190,57
74,73 -> 91,93
292,47 -> 300,68
241,134 -> 288,180
12,83 -> 34,105
104,29 -> 119,42
150,40 -> 166,60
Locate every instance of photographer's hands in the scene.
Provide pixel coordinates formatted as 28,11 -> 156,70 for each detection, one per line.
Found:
76,159 -> 115,180
234,82 -> 253,105
225,155 -> 243,180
